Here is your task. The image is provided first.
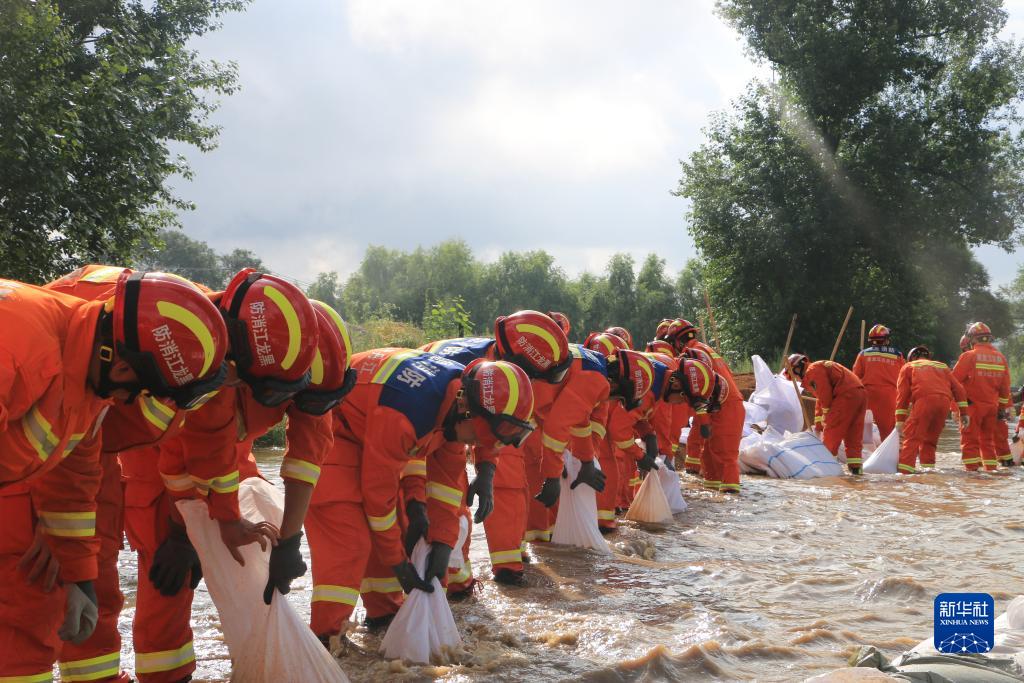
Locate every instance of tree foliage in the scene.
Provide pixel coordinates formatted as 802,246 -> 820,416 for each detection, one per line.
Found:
135,228 -> 266,290
678,0 -> 1024,361
0,0 -> 246,283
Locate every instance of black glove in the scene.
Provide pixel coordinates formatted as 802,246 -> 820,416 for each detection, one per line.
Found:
423,542 -> 453,584
467,461 -> 496,523
998,407 -> 1009,421
392,560 -> 434,594
263,531 -> 306,605
534,477 -> 561,507
637,434 -> 660,472
664,453 -> 677,471
149,521 -> 202,597
403,500 -> 429,556
699,423 -> 712,439
571,459 -> 606,492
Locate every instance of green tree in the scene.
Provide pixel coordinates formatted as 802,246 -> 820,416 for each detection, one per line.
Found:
1001,263 -> 1024,384
0,0 -> 246,282
307,271 -> 344,312
220,249 -> 265,284
422,296 -> 474,340
635,254 -> 676,344
136,229 -> 223,289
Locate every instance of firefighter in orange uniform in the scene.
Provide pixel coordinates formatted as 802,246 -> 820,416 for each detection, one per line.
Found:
852,324 -> 904,441
952,322 -> 1012,471
306,351 -> 535,642
548,311 -> 571,338
894,346 -> 968,473
1,272 -> 229,683
789,354 -> 868,474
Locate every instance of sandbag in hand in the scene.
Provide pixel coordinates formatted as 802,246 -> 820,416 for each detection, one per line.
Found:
638,434 -> 660,472
571,459 -> 606,492
392,559 -> 433,594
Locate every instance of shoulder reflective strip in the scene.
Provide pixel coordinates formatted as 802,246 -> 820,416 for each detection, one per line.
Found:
402,458 -> 427,478
0,672 -> 53,682
156,301 -> 215,376
976,363 -> 1006,371
597,509 -> 616,521
81,266 -> 125,283
589,421 -> 607,438
366,508 -> 397,532
615,439 -> 636,450
38,510 -> 96,538
426,481 -> 463,508
311,584 -> 359,606
161,473 -> 194,492
524,528 -> 552,542
897,464 -> 916,473
570,345 -> 583,359
140,395 -> 174,432
58,651 -> 120,681
569,425 -> 592,438
280,458 -> 321,486
134,641 -> 195,675
449,563 -> 473,585
309,348 -> 325,385
371,350 -> 422,384
489,549 -> 523,565
360,576 -> 402,593
514,323 -> 561,362
22,406 -> 59,462
867,352 -> 899,360
62,432 -> 86,458
541,433 -> 568,452
262,285 -> 302,371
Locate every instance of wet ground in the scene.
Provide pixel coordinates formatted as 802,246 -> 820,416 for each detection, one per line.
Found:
114,423 -> 1024,681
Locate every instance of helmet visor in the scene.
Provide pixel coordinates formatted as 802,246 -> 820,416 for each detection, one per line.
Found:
293,368 -> 357,415
486,413 -> 535,447
239,368 -> 312,407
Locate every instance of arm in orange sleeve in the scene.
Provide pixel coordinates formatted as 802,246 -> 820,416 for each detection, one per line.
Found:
606,402 -> 644,461
361,406 -> 419,568
999,359 -> 1011,407
951,352 -> 973,390
31,429 -> 102,583
165,389 -> 241,522
852,352 -> 865,379
947,368 -> 967,410
539,374 -> 608,475
894,364 -> 913,425
670,403 -> 690,455
424,441 -> 467,548
280,406 -> 334,487
806,365 -> 834,417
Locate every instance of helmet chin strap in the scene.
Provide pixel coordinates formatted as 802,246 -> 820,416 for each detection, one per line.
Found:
94,312 -> 142,403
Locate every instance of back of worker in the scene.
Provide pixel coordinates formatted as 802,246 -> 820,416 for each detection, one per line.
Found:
852,324 -> 904,440
895,348 -> 967,472
953,323 -> 1012,470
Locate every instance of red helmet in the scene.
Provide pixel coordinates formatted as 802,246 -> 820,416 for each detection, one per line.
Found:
220,269 -> 319,406
666,318 -> 699,352
494,310 -> 571,383
907,345 -> 931,362
645,340 -> 676,357
867,324 -> 891,344
293,300 -> 357,415
548,311 -> 571,336
609,349 -> 657,410
959,335 -> 972,352
584,331 -> 629,356
676,357 -> 716,405
108,271 -> 229,409
681,345 -> 714,368
655,319 -> 674,340
787,353 -> 810,379
462,359 -> 535,449
967,321 -> 992,341
604,326 -> 633,349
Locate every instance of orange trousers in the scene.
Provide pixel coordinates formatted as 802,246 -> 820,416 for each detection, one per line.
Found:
446,506 -> 475,593
595,449 -> 620,531
483,447 -> 529,573
57,453 -> 129,683
616,451 -> 638,508
523,439 -> 555,544
897,395 -> 949,473
0,489 -> 66,681
866,385 -> 897,441
961,402 -> 999,470
995,415 -> 1012,465
684,428 -> 704,474
821,388 -> 868,472
700,400 -> 745,492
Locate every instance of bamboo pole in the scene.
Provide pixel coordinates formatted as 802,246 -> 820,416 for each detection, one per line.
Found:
780,313 -> 797,370
698,314 -> 707,344
859,319 -> 866,350
780,314 -> 811,431
703,288 -> 721,353
829,306 -> 855,362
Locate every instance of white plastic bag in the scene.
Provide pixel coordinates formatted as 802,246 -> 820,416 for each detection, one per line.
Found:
862,430 -> 900,474
448,514 -> 469,571
749,355 -> 804,435
655,456 -> 687,513
739,426 -> 785,475
1011,436 -> 1023,465
380,539 -> 462,664
179,479 -> 347,683
765,432 -> 845,479
551,452 -> 612,554
624,470 -> 673,523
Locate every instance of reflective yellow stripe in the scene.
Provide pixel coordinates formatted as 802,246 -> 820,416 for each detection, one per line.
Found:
449,562 -> 473,585
720,483 -> 741,491
684,456 -> 702,465
426,481 -> 462,508
956,401 -> 968,408
22,406 -> 60,462
489,549 -> 523,565
38,510 -> 95,538
524,528 -> 552,542
999,397 -> 1010,404
976,363 -> 1006,372
629,476 -> 641,486
494,361 -> 525,416
310,348 -> 325,385
135,641 -> 195,675
367,508 -> 397,532
191,470 -> 240,495
311,584 -> 359,605
161,472 -> 194,492
0,673 -> 53,683
140,395 -> 174,432
156,301 -> 216,377
920,463 -> 936,468
280,458 -> 321,485
894,409 -> 909,416
702,479 -> 721,490
597,509 -> 616,521
59,651 -> 120,681
814,415 -> 824,424
514,323 -> 562,362
61,432 -> 86,458
590,421 -> 607,438
962,457 -> 982,464
615,439 -> 635,450
542,433 -> 568,452
402,458 -> 427,478
262,285 -> 303,371
846,458 -> 863,465
569,425 -> 592,438
898,464 -> 916,473
360,576 -> 402,593
371,350 -> 422,384
983,459 -> 999,467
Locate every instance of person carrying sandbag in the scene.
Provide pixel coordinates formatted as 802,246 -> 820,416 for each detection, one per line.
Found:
894,346 -> 968,473
789,354 -> 867,475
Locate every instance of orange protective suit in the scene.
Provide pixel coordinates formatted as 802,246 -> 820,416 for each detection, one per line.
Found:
803,361 -> 867,472
590,402 -> 618,530
682,341 -> 736,484
691,370 -> 744,492
895,360 -> 967,473
307,349 -> 469,638
953,342 -> 1012,470
852,345 -> 905,440
0,281 -> 110,681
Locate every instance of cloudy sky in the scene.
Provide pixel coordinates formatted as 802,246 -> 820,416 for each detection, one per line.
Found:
173,0 -> 1023,288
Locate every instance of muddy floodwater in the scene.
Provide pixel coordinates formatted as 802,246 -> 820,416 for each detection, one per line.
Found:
114,423 -> 1024,681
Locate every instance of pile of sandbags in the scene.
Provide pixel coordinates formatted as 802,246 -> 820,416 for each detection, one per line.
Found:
747,355 -> 804,435
739,428 -> 844,479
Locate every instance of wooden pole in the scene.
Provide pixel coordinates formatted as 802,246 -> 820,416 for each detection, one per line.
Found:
784,356 -> 811,431
829,306 -> 855,362
859,319 -> 866,350
703,288 -> 721,353
698,314 -> 707,344
780,313 -> 797,371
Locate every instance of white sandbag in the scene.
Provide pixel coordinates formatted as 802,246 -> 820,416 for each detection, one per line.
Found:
655,456 -> 688,513
862,410 -> 875,448
380,539 -> 462,664
1011,436 -> 1022,465
624,470 -> 673,523
743,401 -> 769,426
448,514 -> 469,571
679,426 -> 690,445
551,452 -> 612,554
749,355 -> 805,435
862,430 -> 900,474
179,479 -> 347,683
768,432 -> 845,479
738,426 -> 785,476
